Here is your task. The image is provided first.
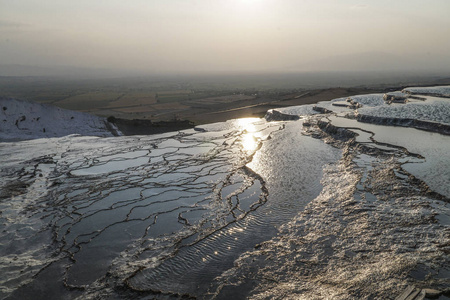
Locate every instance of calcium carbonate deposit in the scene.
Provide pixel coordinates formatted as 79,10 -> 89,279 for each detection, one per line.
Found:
0,86 -> 449,299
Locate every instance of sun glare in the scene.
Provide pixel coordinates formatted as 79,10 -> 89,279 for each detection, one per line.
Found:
241,133 -> 258,151
236,118 -> 260,132
233,0 -> 267,16
236,118 -> 261,151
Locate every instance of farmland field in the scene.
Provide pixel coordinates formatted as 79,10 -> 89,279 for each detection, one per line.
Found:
1,73 -> 449,124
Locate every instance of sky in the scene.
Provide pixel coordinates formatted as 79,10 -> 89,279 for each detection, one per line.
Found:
1,0 -> 450,75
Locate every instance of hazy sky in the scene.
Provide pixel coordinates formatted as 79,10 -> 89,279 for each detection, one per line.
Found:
1,0 -> 450,74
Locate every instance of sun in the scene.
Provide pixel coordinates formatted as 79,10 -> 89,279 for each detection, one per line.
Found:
235,0 -> 265,9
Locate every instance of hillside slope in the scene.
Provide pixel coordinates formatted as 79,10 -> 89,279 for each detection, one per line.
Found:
0,97 -> 121,141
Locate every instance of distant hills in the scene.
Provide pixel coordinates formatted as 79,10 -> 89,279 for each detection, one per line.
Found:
0,64 -> 134,79
1,51 -> 449,79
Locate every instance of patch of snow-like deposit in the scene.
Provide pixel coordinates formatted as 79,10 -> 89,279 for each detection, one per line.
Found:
403,85 -> 450,97
0,97 -> 121,141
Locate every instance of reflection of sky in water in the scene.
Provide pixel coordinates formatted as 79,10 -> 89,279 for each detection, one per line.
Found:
328,115 -> 450,198
4,89 -> 450,299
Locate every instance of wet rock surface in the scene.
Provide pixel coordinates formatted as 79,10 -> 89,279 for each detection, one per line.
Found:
208,87 -> 450,299
210,117 -> 449,299
0,86 -> 449,299
264,109 -> 300,122
355,114 -> 450,135
0,117 -> 339,299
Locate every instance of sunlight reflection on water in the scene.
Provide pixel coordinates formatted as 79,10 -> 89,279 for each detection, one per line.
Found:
236,118 -> 263,152
241,133 -> 258,151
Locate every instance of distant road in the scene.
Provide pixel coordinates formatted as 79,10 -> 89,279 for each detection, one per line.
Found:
204,92 -> 311,115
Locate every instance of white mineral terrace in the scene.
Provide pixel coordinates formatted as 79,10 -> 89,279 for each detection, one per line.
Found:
0,86 -> 449,299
